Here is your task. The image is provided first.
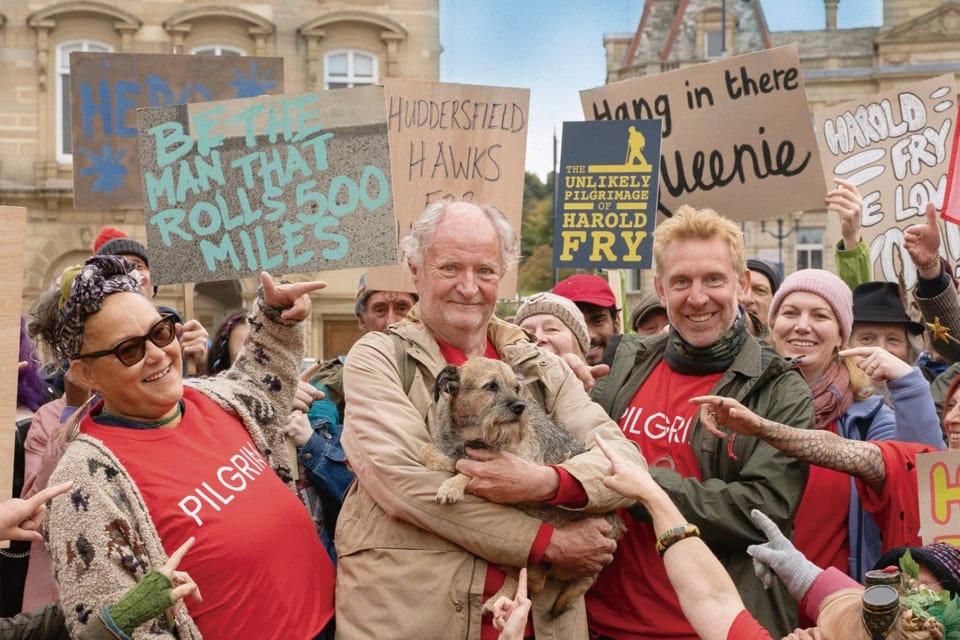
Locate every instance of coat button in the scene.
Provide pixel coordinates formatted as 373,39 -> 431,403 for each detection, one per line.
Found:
454,601 -> 463,612
303,453 -> 313,461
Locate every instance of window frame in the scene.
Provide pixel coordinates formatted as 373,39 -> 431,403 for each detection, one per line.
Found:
56,39 -> 113,164
323,48 -> 378,90
795,227 -> 825,271
704,30 -> 724,59
190,44 -> 247,56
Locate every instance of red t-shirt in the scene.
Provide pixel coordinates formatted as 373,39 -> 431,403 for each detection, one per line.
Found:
726,608 -> 773,640
793,421 -> 851,576
83,387 -> 335,640
856,440 -> 936,550
587,360 -> 722,640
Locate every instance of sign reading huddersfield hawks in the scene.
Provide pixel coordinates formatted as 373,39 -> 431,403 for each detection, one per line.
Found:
554,120 -> 662,269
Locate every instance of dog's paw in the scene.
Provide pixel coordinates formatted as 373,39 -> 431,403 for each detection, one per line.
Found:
435,474 -> 471,504
435,484 -> 465,504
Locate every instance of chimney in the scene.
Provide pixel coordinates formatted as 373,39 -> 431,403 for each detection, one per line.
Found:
825,0 -> 839,30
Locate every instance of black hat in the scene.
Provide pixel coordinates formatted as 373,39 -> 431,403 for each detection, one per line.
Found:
747,258 -> 781,293
852,282 -> 924,335
93,227 -> 149,267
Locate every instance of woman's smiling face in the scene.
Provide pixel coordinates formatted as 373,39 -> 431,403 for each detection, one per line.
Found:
72,292 -> 183,422
771,290 -> 843,382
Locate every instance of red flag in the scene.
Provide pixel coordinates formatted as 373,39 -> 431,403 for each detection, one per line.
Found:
941,104 -> 960,224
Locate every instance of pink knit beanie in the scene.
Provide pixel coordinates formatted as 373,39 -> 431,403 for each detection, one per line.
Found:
767,269 -> 854,343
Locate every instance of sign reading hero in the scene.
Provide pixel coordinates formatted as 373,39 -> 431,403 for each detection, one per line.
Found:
71,52 -> 283,209
554,120 -> 661,269
137,87 -> 397,285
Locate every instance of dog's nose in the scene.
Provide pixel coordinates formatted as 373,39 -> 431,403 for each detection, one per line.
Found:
510,400 -> 526,416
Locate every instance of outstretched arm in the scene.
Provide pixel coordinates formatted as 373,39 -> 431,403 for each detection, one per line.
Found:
691,396 -> 886,492
596,436 -> 747,640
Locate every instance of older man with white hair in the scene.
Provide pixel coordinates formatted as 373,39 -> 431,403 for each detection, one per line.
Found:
335,200 -> 643,640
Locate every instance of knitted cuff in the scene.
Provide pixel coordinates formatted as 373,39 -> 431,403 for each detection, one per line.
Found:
783,557 -> 822,602
106,570 -> 174,634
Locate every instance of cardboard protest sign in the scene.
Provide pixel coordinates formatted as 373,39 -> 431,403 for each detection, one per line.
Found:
815,74 -> 956,286
580,45 -> 825,222
553,120 -> 661,269
0,207 -> 25,505
916,450 -> 960,546
365,79 -> 529,294
137,86 -> 397,285
71,52 -> 284,209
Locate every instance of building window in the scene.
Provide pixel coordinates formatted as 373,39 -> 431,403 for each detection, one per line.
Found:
191,45 -> 246,56
705,30 -> 723,59
57,40 -> 112,162
324,49 -> 378,89
796,227 -> 824,271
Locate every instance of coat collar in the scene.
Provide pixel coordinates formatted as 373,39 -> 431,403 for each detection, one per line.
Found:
390,304 -> 541,368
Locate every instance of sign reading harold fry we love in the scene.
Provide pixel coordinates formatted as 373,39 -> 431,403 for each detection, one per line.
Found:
580,45 -> 826,221
814,74 -> 956,288
71,52 -> 284,209
137,87 -> 397,285
916,450 -> 960,546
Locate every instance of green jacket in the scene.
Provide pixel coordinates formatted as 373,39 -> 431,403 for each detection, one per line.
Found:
835,239 -> 872,290
590,332 -> 814,638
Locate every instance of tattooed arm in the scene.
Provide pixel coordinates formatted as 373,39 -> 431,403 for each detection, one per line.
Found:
690,395 -> 886,493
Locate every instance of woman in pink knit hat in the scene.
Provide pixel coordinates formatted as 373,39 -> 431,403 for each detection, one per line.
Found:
765,269 -> 943,597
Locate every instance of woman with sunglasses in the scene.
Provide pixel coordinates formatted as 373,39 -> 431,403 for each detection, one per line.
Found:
38,255 -> 334,640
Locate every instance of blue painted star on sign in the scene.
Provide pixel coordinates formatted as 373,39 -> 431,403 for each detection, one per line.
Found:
231,60 -> 279,98
78,145 -> 128,193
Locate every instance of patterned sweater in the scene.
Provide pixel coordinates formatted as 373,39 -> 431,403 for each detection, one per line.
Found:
46,297 -> 304,639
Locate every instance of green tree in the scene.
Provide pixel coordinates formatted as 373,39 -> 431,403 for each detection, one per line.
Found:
519,172 -> 567,294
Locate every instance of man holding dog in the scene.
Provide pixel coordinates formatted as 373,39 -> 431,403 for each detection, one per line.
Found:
587,206 -> 814,639
336,200 -> 644,639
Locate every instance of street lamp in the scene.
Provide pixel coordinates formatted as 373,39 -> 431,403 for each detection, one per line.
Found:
760,214 -> 802,277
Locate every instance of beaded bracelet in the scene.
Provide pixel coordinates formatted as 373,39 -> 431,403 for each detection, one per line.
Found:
655,523 -> 701,557
914,256 -> 941,272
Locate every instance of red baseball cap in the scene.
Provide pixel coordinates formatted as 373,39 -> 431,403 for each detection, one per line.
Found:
552,274 -> 617,308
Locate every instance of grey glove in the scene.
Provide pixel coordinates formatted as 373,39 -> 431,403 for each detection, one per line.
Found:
747,509 -> 821,600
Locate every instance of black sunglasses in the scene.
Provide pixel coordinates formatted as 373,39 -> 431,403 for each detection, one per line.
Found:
77,314 -> 178,367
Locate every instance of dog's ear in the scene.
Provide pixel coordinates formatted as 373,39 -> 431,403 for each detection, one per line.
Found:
511,364 -> 528,387
434,365 -> 461,402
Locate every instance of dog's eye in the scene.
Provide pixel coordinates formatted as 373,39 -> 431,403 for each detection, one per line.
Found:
514,384 -> 521,394
483,381 -> 499,392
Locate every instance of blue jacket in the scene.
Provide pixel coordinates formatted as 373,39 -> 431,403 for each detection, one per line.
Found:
837,367 -> 945,582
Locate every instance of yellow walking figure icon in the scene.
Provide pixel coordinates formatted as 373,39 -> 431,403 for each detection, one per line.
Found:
625,125 -> 653,171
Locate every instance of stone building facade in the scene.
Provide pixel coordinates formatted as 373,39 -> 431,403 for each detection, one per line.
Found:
0,0 -> 439,360
602,0 -> 960,307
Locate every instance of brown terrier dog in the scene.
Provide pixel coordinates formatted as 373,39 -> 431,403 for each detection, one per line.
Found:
419,357 -> 623,617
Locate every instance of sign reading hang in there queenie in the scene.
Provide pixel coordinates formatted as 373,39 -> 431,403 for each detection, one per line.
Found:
365,79 -> 530,295
137,86 -> 397,285
0,207 -> 25,508
916,450 -> 960,546
554,120 -> 661,269
814,74 -> 956,288
70,52 -> 284,209
580,45 -> 826,222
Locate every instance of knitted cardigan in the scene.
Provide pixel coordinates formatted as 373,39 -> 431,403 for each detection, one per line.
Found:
45,297 -> 304,639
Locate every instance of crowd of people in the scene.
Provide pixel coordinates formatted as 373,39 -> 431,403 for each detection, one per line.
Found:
2,178 -> 960,640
